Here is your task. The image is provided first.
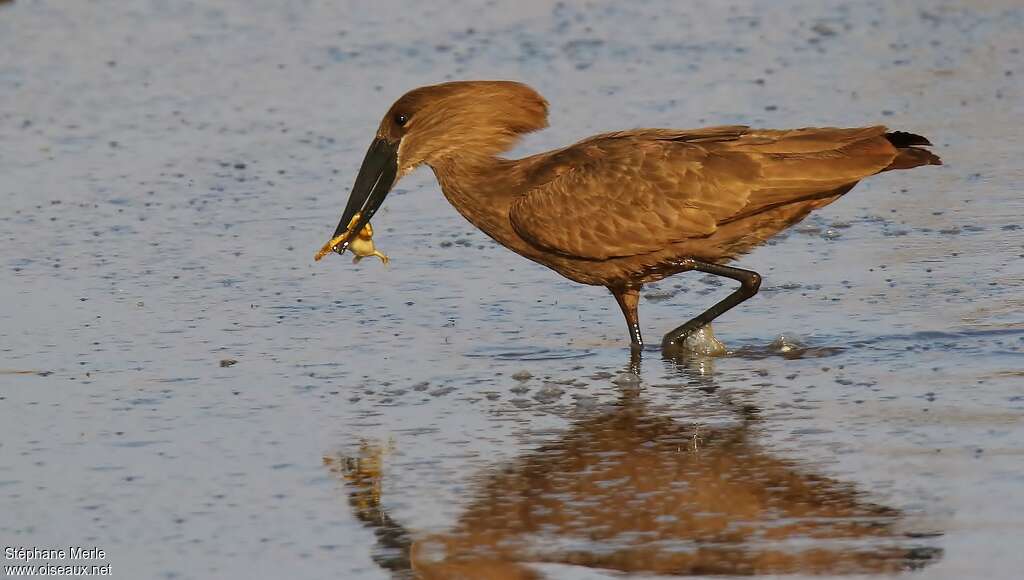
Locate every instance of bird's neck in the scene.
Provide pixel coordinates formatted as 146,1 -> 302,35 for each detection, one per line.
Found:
429,155 -> 529,246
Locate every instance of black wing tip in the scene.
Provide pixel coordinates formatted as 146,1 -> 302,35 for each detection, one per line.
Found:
885,131 -> 933,148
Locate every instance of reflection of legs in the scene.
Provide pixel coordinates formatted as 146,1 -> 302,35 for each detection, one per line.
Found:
610,285 -> 643,348
662,261 -> 762,348
628,347 -> 642,376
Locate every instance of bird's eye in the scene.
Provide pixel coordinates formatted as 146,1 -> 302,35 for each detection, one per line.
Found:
394,113 -> 408,127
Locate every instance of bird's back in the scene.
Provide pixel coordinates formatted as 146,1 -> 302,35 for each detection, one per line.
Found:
510,125 -> 940,266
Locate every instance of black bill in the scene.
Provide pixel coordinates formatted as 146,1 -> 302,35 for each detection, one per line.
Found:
330,137 -> 399,254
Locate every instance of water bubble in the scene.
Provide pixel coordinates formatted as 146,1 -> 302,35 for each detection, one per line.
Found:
768,333 -> 807,354
681,325 -> 727,357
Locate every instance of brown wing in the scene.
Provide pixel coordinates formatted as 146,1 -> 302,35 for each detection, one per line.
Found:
510,126 -> 899,260
720,126 -> 898,220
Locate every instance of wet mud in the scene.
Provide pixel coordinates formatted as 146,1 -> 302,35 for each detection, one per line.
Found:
1,1 -> 1022,578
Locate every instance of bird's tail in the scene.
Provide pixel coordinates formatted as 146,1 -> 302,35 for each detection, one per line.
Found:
882,131 -> 942,171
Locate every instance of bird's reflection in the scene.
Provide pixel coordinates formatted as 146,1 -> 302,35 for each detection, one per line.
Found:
324,439 -> 414,576
328,356 -> 941,579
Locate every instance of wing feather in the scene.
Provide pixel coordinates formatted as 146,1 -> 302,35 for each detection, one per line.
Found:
509,126 -> 898,261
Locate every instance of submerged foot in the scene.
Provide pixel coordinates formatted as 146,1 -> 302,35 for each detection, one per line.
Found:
661,323 -> 727,357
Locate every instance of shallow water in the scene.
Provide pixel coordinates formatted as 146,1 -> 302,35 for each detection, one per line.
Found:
1,0 -> 1022,578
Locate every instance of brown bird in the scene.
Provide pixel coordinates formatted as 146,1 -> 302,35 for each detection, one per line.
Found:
320,81 -> 941,349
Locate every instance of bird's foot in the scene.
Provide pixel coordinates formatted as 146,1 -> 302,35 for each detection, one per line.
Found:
661,323 -> 727,357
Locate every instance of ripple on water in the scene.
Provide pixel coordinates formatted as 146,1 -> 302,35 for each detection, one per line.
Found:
725,333 -> 845,360
465,345 -> 595,361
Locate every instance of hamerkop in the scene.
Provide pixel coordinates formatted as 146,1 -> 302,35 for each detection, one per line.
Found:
321,81 -> 941,349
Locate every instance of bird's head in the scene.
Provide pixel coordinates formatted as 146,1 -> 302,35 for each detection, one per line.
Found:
326,81 -> 548,253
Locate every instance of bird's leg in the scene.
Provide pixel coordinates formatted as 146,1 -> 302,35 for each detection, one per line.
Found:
628,348 -> 641,375
662,261 -> 762,348
610,285 -> 643,349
